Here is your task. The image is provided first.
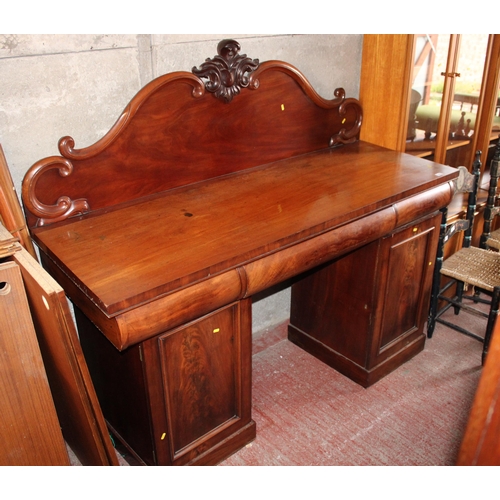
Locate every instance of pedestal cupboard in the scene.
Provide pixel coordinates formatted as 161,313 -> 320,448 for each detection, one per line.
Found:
289,212 -> 441,387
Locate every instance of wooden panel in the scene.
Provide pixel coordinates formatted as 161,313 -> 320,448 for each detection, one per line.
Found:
157,302 -> 250,461
457,317 -> 500,465
288,212 -> 441,387
0,144 -> 37,258
474,35 -> 500,176
35,178 -> 454,352
0,222 -> 117,465
9,249 -> 119,466
289,242 -> 379,368
22,42 -> 362,229
75,306 -> 154,465
32,143 -> 457,319
359,35 -> 415,151
143,300 -> 254,466
77,299 -> 254,466
376,216 -> 440,352
0,261 -> 69,465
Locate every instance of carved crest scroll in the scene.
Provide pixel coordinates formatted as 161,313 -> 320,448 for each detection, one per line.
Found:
192,39 -> 260,103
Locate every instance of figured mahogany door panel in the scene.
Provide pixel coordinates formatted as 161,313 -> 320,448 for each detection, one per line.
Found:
370,212 -> 441,365
161,315 -> 237,452
0,262 -> 69,465
146,300 -> 253,465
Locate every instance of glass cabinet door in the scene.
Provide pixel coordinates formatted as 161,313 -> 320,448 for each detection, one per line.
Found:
405,34 -> 489,169
444,34 -> 489,168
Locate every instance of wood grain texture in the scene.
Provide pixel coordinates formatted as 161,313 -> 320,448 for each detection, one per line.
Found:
0,144 -> 37,258
10,250 -> 118,465
18,40 -> 462,465
77,300 -> 254,466
359,35 -> 415,151
0,261 -> 69,465
0,223 -> 117,465
22,55 -> 361,228
32,148 -> 455,351
457,318 -> 500,465
151,301 -> 254,465
32,144 -> 456,315
288,212 -> 441,387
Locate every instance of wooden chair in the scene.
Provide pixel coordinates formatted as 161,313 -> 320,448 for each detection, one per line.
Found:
482,140 -> 500,250
427,150 -> 500,364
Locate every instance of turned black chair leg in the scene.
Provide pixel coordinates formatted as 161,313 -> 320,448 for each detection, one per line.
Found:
454,281 -> 466,315
428,208 -> 447,339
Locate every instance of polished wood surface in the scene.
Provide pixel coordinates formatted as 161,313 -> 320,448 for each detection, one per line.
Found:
289,212 -> 441,387
22,42 -> 362,229
21,39 -> 459,465
142,299 -> 254,465
359,35 -> 415,151
360,34 -> 500,181
474,36 -> 500,172
76,299 -> 254,465
457,318 -> 500,465
33,143 -> 456,350
11,250 -> 118,465
32,143 -> 456,312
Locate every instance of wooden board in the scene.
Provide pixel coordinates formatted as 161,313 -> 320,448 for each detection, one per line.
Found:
457,318 -> 500,465
0,144 -> 37,258
0,223 -> 118,465
0,260 -> 69,465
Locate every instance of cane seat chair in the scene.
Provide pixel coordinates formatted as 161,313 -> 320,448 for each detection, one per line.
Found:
427,149 -> 500,364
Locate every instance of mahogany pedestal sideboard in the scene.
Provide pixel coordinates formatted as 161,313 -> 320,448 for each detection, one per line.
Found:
21,40 -> 459,465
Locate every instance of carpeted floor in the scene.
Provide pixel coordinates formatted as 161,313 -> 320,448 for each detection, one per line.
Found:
219,308 -> 484,466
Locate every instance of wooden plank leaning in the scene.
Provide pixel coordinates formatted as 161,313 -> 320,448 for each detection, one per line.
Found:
0,223 -> 119,465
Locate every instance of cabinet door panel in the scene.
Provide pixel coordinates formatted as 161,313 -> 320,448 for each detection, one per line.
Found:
159,306 -> 239,454
142,300 -> 254,464
379,227 -> 431,348
372,213 -> 441,363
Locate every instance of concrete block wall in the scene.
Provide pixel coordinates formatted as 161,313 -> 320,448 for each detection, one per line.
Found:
0,34 -> 363,333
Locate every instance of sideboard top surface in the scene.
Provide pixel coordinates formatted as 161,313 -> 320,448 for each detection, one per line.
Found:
32,141 -> 457,317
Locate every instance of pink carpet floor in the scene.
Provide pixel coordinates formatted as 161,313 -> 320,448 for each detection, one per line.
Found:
220,309 -> 484,466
